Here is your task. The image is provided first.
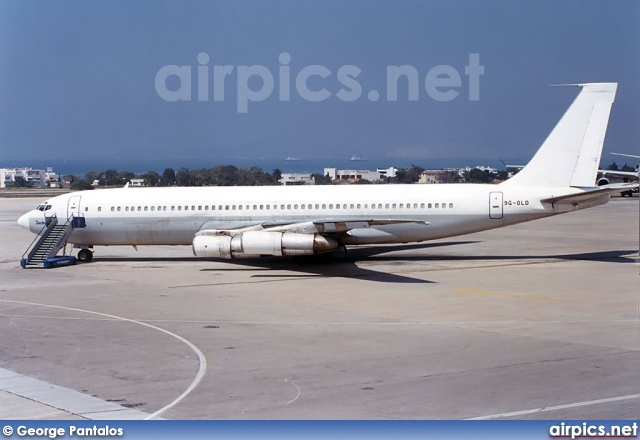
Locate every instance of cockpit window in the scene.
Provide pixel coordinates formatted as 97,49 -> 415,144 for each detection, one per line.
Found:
45,205 -> 52,211
36,204 -> 52,211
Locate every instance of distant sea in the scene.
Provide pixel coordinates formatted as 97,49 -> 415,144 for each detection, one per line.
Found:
3,157 -> 518,179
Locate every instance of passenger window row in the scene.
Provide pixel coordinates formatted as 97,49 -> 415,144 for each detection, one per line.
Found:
100,202 -> 455,212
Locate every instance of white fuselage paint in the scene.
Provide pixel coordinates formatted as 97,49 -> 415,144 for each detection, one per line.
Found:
18,184 -> 607,249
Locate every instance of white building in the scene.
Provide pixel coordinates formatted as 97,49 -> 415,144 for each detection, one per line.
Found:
279,173 -> 315,185
377,167 -> 397,179
45,167 -> 62,188
419,170 -> 448,184
323,167 -> 397,182
0,167 -> 50,188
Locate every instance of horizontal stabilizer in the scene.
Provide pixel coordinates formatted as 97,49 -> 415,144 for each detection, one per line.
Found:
541,183 -> 638,205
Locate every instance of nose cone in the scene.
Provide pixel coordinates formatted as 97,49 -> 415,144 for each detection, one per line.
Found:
17,212 -> 31,230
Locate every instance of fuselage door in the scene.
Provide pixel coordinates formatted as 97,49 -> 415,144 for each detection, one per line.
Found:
67,195 -> 82,219
489,191 -> 503,219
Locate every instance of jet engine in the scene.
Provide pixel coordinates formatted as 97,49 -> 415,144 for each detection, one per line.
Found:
192,231 -> 339,259
597,176 -> 609,186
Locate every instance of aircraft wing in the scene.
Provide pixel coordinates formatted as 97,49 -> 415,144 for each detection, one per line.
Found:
194,218 -> 431,258
598,169 -> 638,178
198,218 -> 430,237
310,219 -> 429,234
611,152 -> 640,160
541,183 -> 638,205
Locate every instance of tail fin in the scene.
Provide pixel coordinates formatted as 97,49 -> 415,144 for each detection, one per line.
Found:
503,82 -> 617,188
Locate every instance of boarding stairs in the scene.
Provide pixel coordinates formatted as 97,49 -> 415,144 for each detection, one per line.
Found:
21,215 -> 84,268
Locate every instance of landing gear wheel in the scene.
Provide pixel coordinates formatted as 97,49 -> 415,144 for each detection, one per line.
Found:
77,249 -> 93,263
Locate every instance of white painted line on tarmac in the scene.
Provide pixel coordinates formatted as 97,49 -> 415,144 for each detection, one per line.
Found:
285,379 -> 301,405
467,393 -> 640,420
0,299 -> 208,420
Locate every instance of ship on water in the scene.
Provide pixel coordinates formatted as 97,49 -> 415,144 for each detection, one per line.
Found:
284,156 -> 301,161
349,155 -> 367,161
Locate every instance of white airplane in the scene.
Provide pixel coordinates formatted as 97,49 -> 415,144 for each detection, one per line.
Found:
597,153 -> 639,196
17,83 -> 637,265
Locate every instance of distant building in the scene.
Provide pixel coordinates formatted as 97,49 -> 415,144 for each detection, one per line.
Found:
63,175 -> 74,186
48,181 -> 64,188
0,167 -> 51,188
44,167 -> 63,188
129,178 -> 146,187
377,167 -> 397,179
323,167 -> 397,183
452,165 -> 498,178
279,173 -> 315,185
419,170 -> 448,184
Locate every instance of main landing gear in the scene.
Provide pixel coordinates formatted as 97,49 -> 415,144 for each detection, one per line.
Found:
77,249 -> 94,263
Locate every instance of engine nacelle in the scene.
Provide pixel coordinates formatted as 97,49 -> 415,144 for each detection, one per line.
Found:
597,177 -> 609,186
192,235 -> 235,259
192,231 -> 339,259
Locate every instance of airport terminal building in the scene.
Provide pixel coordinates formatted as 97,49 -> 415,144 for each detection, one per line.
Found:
0,167 -> 59,188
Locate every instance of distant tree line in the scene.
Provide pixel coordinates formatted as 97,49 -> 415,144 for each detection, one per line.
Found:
70,166 -> 283,189
63,160 -> 630,191
4,176 -> 30,188
463,168 -> 509,183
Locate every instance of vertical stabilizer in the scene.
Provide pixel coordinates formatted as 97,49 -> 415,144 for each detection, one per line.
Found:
503,83 -> 617,188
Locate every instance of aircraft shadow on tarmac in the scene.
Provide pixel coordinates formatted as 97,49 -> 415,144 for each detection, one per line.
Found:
96,241 -> 638,285
204,243 -> 638,284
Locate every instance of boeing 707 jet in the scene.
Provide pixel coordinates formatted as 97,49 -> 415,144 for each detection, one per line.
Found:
17,83 -> 636,266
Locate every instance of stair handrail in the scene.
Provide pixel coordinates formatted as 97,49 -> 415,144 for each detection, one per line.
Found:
51,214 -> 76,258
21,213 -> 58,263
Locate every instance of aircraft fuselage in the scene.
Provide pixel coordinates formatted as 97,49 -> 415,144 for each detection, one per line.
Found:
18,183 -> 603,248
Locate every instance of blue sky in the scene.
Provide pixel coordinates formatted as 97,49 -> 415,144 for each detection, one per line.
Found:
1,0 -> 638,170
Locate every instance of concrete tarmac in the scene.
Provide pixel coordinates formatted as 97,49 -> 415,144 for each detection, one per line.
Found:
1,195 -> 638,419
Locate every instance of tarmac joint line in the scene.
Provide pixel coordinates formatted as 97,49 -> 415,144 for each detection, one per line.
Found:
455,288 -> 559,301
